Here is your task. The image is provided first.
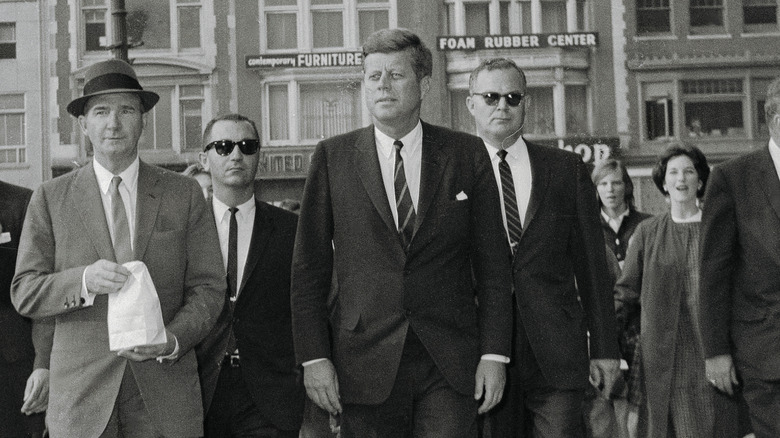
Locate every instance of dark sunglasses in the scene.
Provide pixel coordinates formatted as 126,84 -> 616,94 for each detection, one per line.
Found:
204,139 -> 260,156
473,92 -> 524,107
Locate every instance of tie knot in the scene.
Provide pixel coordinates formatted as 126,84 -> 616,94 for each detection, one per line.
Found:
394,140 -> 404,151
110,176 -> 122,193
497,149 -> 508,162
229,207 -> 238,216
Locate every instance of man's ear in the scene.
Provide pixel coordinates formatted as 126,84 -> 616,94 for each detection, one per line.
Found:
78,115 -> 88,135
419,75 -> 431,100
466,94 -> 475,116
198,152 -> 210,172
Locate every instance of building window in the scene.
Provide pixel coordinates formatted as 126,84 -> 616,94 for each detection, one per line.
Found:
682,79 -> 744,138
464,2 -> 490,34
636,0 -> 671,33
264,153 -> 305,173
541,0 -> 567,33
690,0 -> 723,28
744,0 -> 777,32
645,98 -> 673,140
266,80 -> 362,145
82,0 -> 201,54
565,85 -> 588,136
525,87 -> 555,137
0,94 -> 26,165
0,23 -> 16,60
135,84 -> 206,152
261,0 -> 392,51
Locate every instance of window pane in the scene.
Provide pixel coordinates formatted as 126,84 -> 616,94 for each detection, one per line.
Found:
0,43 -> 15,59
0,23 -> 15,41
269,84 -> 289,141
525,88 -> 555,136
85,21 -> 106,51
181,100 -> 203,150
126,0 -> 171,49
500,2 -> 510,34
0,149 -> 18,164
267,13 -> 297,50
451,89 -> 475,135
684,101 -> 744,137
464,3 -> 489,34
313,11 -> 343,48
541,0 -> 566,33
178,6 -> 201,48
5,114 -> 23,145
744,5 -> 777,25
311,0 -> 340,4
645,98 -> 673,140
138,86 -> 172,150
690,0 -> 723,27
636,0 -> 671,33
299,82 -> 361,140
359,10 -> 388,44
265,0 -> 296,5
520,1 -> 532,32
565,85 -> 588,136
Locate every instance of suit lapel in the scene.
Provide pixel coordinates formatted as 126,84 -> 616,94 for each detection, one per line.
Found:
522,142 -> 549,237
72,164 -> 115,261
238,200 -> 272,297
414,123 -> 448,238
134,161 -> 163,261
758,147 -> 780,223
353,126 -> 397,233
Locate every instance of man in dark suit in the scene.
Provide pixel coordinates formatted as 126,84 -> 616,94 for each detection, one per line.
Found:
11,59 -> 225,437
291,28 -> 513,437
700,76 -> 780,438
196,114 -> 304,437
0,179 -> 47,438
466,58 -> 621,437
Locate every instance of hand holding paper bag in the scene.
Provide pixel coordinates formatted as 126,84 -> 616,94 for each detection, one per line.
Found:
108,261 -> 168,354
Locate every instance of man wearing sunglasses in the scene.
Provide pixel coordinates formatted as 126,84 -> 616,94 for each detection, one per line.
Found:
196,114 -> 304,437
291,29 -> 512,436
467,58 -> 620,437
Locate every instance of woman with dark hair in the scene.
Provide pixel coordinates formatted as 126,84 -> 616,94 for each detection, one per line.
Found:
614,144 -> 726,437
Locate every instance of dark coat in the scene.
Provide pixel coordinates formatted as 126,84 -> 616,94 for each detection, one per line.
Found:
291,122 -> 513,405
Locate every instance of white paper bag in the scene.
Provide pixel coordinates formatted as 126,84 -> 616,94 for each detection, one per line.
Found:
107,261 -> 167,351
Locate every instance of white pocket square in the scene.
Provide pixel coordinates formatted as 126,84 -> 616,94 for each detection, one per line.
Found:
0,232 -> 10,244
455,191 -> 468,201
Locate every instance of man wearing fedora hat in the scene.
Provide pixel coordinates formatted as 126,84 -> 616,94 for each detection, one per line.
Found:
11,59 -> 225,437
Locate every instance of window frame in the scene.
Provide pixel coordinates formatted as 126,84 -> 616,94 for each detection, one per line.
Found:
0,22 -> 17,60
689,0 -> 725,33
635,0 -> 671,34
0,93 -> 27,166
444,0 -> 589,35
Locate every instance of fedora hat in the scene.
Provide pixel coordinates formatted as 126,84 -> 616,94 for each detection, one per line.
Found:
67,59 -> 159,117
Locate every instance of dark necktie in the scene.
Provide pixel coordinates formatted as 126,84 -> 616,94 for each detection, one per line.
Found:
227,207 -> 238,299
497,150 -> 522,250
394,140 -> 416,250
109,176 -> 133,264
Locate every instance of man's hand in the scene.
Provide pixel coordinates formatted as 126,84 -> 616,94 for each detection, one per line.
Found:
589,358 -> 621,397
304,359 -> 342,415
706,354 -> 739,396
474,359 -> 506,414
84,260 -> 131,295
117,329 -> 177,361
21,368 -> 49,415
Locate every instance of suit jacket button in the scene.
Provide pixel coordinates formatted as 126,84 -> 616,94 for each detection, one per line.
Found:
405,309 -> 412,316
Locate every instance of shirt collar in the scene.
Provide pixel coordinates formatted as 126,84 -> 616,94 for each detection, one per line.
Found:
483,135 -> 527,161
212,194 -> 256,223
769,138 -> 780,169
375,120 -> 423,159
93,157 -> 140,195
601,207 -> 629,224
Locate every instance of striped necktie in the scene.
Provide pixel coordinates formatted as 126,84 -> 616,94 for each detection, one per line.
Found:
109,176 -> 133,263
497,149 -> 522,251
394,140 -> 416,250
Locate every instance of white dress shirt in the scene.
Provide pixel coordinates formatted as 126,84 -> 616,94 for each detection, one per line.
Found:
769,138 -> 780,183
212,195 -> 256,300
483,136 -> 533,245
375,122 -> 423,226
601,208 -> 629,234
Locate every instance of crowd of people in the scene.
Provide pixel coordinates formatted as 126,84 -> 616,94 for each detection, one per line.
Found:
1,27 -> 779,438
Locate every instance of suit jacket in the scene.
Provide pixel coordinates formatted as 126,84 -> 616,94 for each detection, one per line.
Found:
511,142 -> 619,390
291,122 -> 513,405
197,200 -> 304,431
11,161 -> 226,438
700,146 -> 780,379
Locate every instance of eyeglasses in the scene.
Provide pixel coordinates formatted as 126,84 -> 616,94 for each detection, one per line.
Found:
472,92 -> 524,107
204,139 -> 260,156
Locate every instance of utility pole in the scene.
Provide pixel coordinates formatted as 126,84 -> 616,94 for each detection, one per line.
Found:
108,0 -> 129,62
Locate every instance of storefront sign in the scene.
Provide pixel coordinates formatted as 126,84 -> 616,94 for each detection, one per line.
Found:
536,137 -> 618,164
246,52 -> 363,69
437,32 -> 598,51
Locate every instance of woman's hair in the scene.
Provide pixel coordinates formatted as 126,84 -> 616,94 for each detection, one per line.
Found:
591,158 -> 635,209
181,163 -> 209,178
651,144 -> 710,198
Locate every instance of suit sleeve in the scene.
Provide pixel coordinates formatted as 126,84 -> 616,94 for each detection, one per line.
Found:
470,142 -> 513,357
31,317 -> 54,369
571,158 -> 620,360
699,166 -> 736,358
164,180 -> 226,354
12,186 -> 87,318
290,143 -> 335,364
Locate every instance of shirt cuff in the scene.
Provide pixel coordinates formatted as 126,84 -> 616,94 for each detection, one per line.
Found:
156,335 -> 179,363
481,354 -> 510,364
80,268 -> 96,306
302,358 -> 328,367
